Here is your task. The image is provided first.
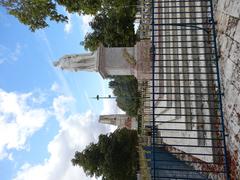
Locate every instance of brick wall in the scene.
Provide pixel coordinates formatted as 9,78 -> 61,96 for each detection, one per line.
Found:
215,0 -> 240,179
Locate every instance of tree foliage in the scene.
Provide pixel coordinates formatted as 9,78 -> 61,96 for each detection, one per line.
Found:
0,0 -> 102,31
1,0 -> 137,32
0,0 -> 68,31
57,0 -> 101,15
72,128 -> 138,180
109,76 -> 140,117
83,0 -> 137,51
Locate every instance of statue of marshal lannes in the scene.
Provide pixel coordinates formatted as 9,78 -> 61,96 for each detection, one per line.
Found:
53,40 -> 151,80
53,51 -> 97,72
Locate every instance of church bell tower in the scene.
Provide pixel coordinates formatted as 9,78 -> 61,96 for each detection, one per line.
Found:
99,114 -> 137,129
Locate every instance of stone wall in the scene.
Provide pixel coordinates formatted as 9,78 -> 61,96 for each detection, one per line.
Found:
215,0 -> 240,179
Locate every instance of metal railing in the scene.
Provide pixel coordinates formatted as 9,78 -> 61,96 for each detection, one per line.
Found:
142,0 -> 230,179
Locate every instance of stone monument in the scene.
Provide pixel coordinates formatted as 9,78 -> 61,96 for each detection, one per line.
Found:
53,40 -> 151,80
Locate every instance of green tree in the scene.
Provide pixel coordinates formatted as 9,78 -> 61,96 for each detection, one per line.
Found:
1,0 -> 137,32
109,76 -> 140,117
0,0 -> 68,31
82,0 -> 137,51
57,0 -> 101,15
0,0 -> 102,31
72,128 -> 138,180
72,143 -> 104,177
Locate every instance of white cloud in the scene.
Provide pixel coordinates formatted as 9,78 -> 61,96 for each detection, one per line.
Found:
35,31 -> 53,59
52,95 -> 75,122
64,12 -> 72,34
14,95 -> 111,180
11,43 -> 22,61
0,81 -> 119,179
101,98 -> 124,115
78,15 -> 93,35
35,30 -> 75,98
99,80 -> 123,132
63,11 -> 92,35
0,89 -> 49,159
51,82 -> 60,92
8,153 -> 14,161
134,22 -> 140,33
100,79 -> 124,115
0,43 -> 22,64
84,91 -> 93,110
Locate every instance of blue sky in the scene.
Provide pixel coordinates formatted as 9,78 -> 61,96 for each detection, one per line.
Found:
0,7 -> 119,180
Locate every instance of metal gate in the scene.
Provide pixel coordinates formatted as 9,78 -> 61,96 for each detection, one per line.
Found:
142,0 -> 230,179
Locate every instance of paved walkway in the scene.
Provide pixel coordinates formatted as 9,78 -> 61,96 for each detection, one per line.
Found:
144,146 -> 208,179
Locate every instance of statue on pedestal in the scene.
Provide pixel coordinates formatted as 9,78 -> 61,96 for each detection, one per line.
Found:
53,40 -> 151,80
53,52 -> 97,72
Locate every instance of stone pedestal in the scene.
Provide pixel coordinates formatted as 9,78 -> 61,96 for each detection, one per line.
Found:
96,40 -> 151,80
134,40 -> 151,80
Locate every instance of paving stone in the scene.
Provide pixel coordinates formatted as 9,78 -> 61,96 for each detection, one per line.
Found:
228,40 -> 240,64
216,0 -> 224,12
221,58 -> 235,82
225,16 -> 238,38
224,0 -> 240,18
234,20 -> 240,43
216,12 -> 229,34
218,34 -> 233,58
231,62 -> 240,91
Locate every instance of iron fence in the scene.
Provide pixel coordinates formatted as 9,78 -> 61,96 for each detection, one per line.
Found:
142,0 -> 230,179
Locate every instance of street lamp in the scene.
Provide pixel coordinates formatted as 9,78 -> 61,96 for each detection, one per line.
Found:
91,95 -> 116,101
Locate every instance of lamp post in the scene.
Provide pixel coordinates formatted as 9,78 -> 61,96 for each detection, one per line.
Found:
91,95 -> 116,101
